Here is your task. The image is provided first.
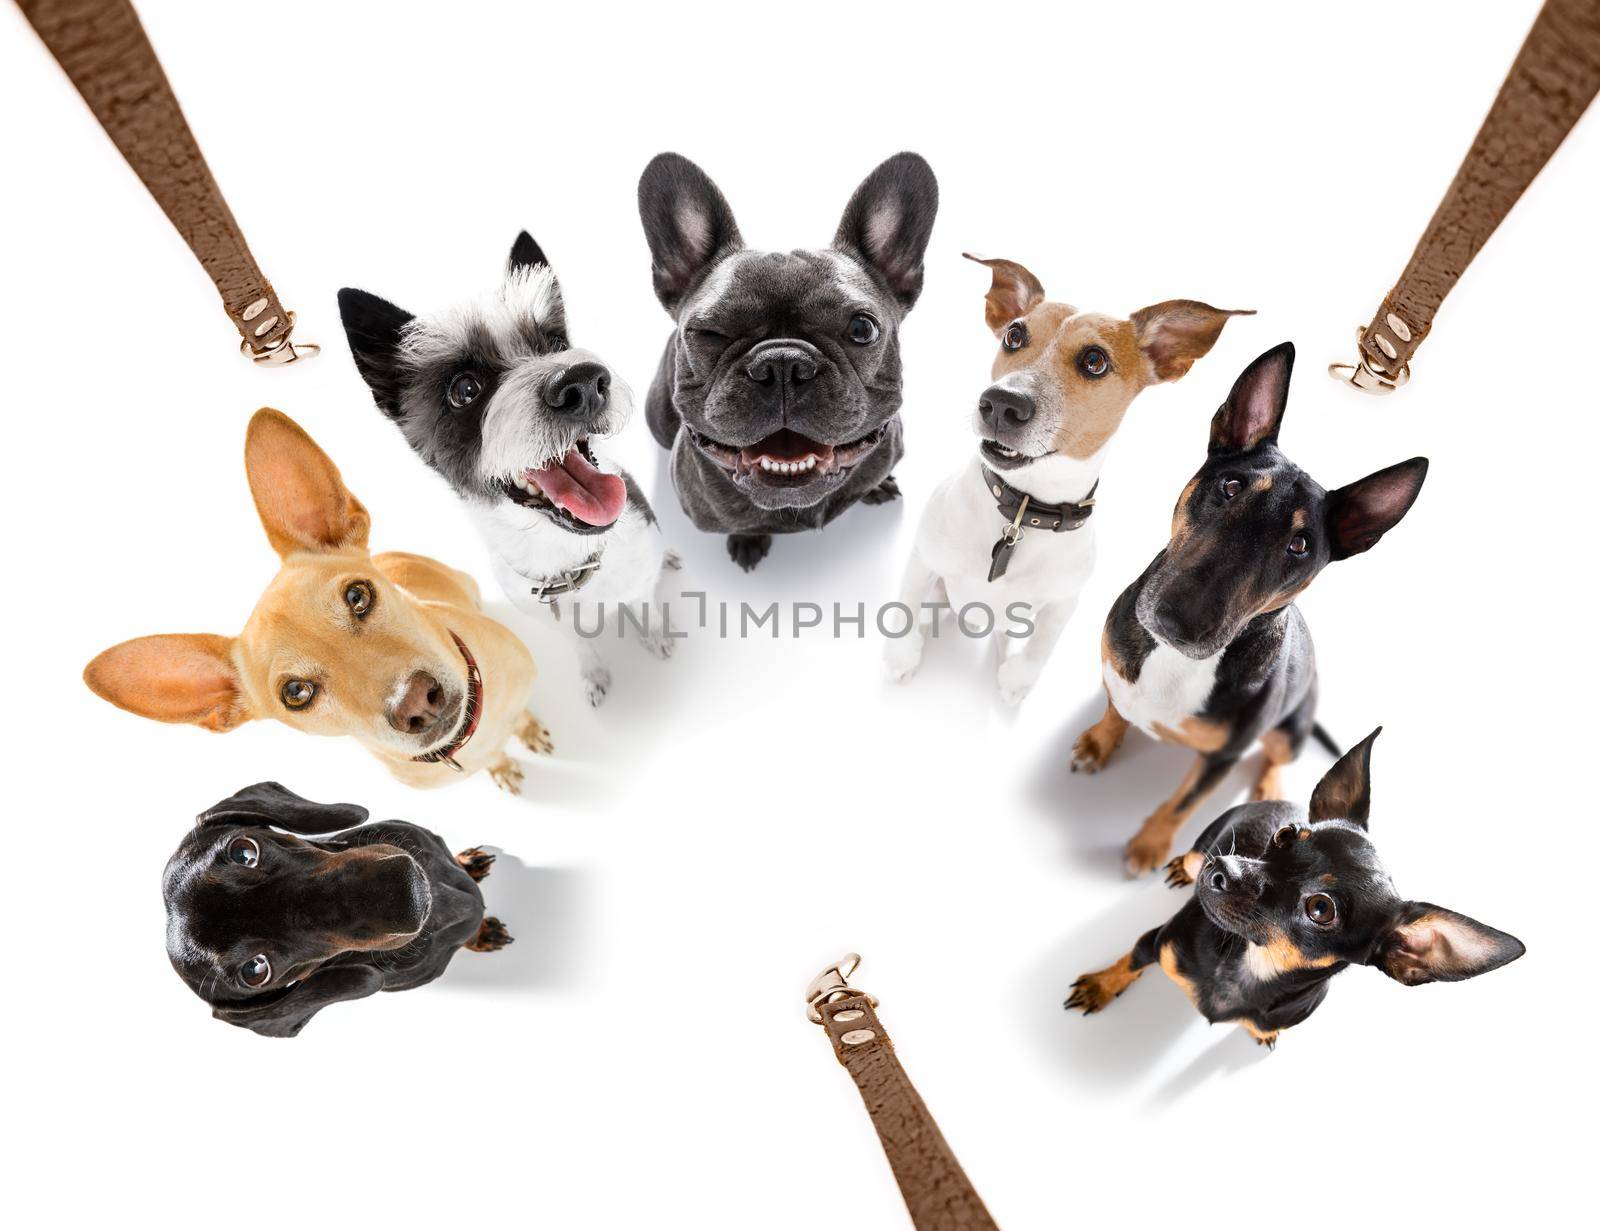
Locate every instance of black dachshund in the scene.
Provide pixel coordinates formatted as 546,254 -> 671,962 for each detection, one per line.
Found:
164,782 -> 511,1037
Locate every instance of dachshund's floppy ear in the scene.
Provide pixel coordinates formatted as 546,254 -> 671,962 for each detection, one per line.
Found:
198,782 -> 369,834
213,966 -> 384,1038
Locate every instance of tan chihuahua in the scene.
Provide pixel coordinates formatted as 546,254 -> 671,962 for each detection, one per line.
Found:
84,409 -> 550,793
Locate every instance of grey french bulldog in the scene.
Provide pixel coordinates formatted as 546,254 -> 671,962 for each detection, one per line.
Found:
638,151 -> 939,570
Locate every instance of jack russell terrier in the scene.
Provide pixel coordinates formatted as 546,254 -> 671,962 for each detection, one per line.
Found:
885,253 -> 1248,704
84,409 -> 551,793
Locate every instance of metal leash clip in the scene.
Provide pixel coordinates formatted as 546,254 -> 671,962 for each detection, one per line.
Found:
805,953 -> 877,1024
1328,326 -> 1409,394
241,311 -> 320,366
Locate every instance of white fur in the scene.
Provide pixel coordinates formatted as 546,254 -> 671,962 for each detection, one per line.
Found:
885,446 -> 1105,706
475,348 -> 633,485
1102,638 -> 1222,739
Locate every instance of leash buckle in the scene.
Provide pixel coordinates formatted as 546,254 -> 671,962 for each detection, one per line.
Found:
1328,327 -> 1408,395
806,953 -> 876,1023
242,312 -> 320,366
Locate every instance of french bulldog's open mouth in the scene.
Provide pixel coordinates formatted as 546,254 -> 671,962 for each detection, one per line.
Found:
499,438 -> 627,533
980,439 -> 1057,471
688,426 -> 886,485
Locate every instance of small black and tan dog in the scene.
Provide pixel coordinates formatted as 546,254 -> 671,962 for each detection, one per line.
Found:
1072,341 -> 1430,875
1067,730 -> 1524,1047
164,782 -> 510,1037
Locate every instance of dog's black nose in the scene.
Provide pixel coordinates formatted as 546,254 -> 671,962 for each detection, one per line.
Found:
745,346 -> 817,388
1152,605 -> 1201,647
1209,868 -> 1229,892
544,362 -> 611,417
978,385 -> 1035,428
389,672 -> 445,735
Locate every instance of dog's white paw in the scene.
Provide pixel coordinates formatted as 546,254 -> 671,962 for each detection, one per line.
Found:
640,629 -> 675,659
884,632 -> 925,684
997,657 -> 1041,707
584,667 -> 612,707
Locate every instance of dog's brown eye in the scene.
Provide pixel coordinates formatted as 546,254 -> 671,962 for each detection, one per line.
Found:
1078,346 -> 1110,378
1219,477 -> 1243,500
1003,321 -> 1028,352
1287,533 -> 1309,558
344,579 -> 375,619
240,954 -> 272,987
226,836 -> 260,868
1304,893 -> 1338,926
1272,824 -> 1298,848
847,314 -> 880,346
446,372 -> 483,410
281,679 -> 318,710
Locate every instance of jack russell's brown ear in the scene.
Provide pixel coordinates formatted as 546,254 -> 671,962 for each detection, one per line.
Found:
84,633 -> 249,732
963,253 -> 1047,335
245,408 -> 371,558
1131,300 -> 1253,383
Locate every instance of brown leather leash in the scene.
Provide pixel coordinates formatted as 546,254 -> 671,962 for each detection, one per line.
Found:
16,0 -> 318,365
806,956 -> 1000,1231
1331,0 -> 1600,394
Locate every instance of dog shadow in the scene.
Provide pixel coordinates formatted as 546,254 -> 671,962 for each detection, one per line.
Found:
1025,693 -> 1260,879
437,852 -> 587,993
1023,888 -> 1200,1090
1146,1028 -> 1268,1107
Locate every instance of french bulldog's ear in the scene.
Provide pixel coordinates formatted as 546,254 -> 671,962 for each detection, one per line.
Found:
1209,341 -> 1293,454
1371,903 -> 1525,986
84,634 -> 249,732
1308,726 -> 1380,828
245,408 -> 371,558
508,230 -> 550,274
638,153 -> 743,314
1131,301 -> 1253,383
1327,457 -> 1429,561
835,152 -> 939,310
197,782 -> 370,834
962,253 -> 1046,335
336,288 -> 414,418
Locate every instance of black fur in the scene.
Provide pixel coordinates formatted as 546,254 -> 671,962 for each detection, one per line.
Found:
1068,731 -> 1525,1044
164,783 -> 505,1038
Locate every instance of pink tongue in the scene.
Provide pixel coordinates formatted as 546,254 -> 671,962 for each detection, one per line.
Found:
525,447 -> 627,526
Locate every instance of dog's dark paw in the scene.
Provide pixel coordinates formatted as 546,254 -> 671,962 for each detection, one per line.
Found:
455,847 -> 495,882
726,533 -> 772,571
466,916 -> 513,953
861,474 -> 901,505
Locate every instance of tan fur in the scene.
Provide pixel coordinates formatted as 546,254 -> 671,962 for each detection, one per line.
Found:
1253,729 -> 1294,800
1158,942 -> 1200,1007
1072,696 -> 1130,773
1152,716 -> 1230,753
1066,951 -> 1144,1013
83,409 -> 544,793
1125,756 -> 1221,875
965,255 -> 1249,461
1246,933 -> 1340,979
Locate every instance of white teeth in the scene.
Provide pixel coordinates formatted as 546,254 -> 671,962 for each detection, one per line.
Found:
757,455 -> 819,475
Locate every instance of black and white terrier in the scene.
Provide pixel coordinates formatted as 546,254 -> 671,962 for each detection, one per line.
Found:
339,234 -> 677,706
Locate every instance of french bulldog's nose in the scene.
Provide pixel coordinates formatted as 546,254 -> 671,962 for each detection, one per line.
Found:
389,671 -> 445,735
544,362 -> 611,417
745,346 -> 817,388
978,385 -> 1035,428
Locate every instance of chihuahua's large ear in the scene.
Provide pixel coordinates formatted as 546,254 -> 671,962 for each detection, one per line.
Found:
1132,301 -> 1253,383
835,152 -> 939,310
84,634 -> 249,732
245,409 -> 371,558
1327,458 -> 1429,560
197,782 -> 370,834
212,965 -> 385,1037
336,289 -> 414,418
962,253 -> 1046,335
638,153 -> 743,314
1371,902 -> 1525,986
1210,341 -> 1294,454
1309,726 -> 1380,827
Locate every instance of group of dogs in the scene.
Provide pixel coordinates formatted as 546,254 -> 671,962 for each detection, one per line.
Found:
84,152 -> 1522,1042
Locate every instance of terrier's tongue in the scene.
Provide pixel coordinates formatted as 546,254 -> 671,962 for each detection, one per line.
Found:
524,447 -> 627,526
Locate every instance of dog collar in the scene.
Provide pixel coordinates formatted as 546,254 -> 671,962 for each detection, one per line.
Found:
412,633 -> 483,772
515,551 -> 604,607
983,466 -> 1097,582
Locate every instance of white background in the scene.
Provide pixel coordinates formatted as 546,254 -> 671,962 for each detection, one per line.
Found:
4,1 -> 1594,1226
